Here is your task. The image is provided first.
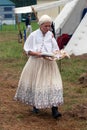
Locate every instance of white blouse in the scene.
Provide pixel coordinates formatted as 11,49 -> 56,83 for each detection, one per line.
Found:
24,29 -> 59,53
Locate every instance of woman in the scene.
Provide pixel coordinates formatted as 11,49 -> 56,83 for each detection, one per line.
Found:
14,15 -> 64,119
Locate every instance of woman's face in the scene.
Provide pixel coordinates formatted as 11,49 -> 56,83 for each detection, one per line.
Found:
40,22 -> 51,34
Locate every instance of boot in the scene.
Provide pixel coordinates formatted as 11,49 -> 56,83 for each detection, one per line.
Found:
51,106 -> 62,119
33,106 -> 39,114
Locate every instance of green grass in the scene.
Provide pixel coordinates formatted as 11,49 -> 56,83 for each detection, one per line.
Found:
58,57 -> 87,82
0,21 -> 39,32
0,41 -> 22,59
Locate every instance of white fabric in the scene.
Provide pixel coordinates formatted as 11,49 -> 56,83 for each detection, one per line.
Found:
14,56 -> 63,108
24,29 -> 59,53
38,15 -> 52,25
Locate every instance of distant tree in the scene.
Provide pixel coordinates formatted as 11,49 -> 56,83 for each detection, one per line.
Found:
10,0 -> 37,7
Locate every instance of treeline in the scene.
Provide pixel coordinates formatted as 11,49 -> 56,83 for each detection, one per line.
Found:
10,0 -> 37,7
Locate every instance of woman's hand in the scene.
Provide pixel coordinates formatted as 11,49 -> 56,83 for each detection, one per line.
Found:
53,49 -> 70,59
60,49 -> 70,59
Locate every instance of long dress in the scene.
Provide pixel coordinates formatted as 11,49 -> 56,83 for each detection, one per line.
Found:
14,29 -> 63,109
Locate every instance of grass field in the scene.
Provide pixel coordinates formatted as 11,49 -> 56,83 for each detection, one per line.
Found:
0,22 -> 87,130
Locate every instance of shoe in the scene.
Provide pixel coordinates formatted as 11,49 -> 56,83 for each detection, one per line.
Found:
33,107 -> 39,114
52,106 -> 62,119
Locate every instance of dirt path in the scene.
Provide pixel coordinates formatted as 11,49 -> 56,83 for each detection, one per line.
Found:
0,56 -> 87,130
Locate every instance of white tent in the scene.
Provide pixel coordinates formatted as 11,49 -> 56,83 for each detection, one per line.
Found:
64,13 -> 87,56
53,0 -> 87,56
14,0 -> 71,14
54,0 -> 87,36
14,0 -> 72,20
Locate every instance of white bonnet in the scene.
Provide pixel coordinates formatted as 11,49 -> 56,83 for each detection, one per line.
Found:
38,15 -> 52,25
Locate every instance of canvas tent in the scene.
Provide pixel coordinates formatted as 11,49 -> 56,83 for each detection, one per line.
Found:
64,13 -> 87,56
54,0 -> 87,36
53,0 -> 87,56
14,0 -> 71,20
14,0 -> 70,14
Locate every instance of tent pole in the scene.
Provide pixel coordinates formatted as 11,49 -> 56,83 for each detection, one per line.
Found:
31,7 -> 39,22
15,14 -> 23,43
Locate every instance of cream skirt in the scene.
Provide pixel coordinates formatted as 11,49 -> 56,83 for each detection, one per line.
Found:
14,56 -> 63,108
